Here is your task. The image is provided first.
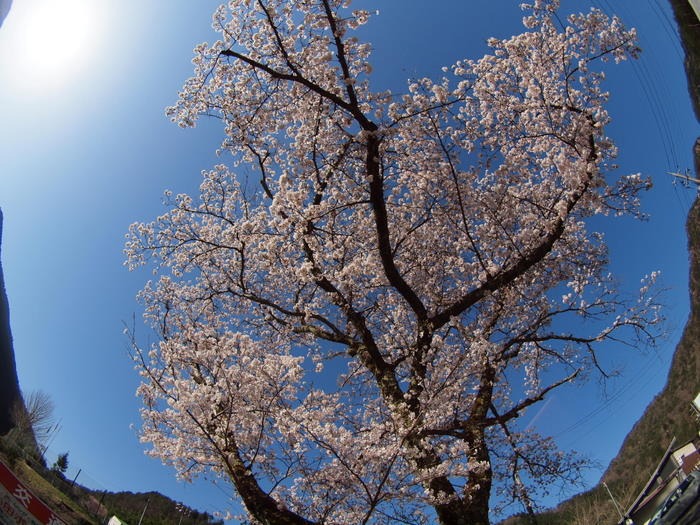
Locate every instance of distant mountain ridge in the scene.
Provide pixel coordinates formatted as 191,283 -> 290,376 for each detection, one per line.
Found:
95,490 -> 224,525
0,209 -> 24,436
669,0 -> 700,121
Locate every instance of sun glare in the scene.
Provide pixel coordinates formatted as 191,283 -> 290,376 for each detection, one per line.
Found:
2,0 -> 103,91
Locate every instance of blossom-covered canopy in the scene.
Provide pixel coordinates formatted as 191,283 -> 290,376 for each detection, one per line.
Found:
126,1 -> 661,523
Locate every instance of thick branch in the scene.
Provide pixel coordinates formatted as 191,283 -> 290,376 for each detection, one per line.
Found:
222,438 -> 318,525
366,134 -> 428,321
429,162 -> 595,330
219,49 -> 355,118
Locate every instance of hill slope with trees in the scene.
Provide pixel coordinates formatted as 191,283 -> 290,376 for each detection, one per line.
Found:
0,440 -> 223,525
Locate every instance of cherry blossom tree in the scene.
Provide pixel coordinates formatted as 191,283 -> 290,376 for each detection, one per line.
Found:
125,1 -> 662,523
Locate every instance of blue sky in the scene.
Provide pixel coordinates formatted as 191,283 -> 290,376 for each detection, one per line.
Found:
0,0 -> 697,522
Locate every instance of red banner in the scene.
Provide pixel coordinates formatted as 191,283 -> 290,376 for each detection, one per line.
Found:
0,461 -> 67,525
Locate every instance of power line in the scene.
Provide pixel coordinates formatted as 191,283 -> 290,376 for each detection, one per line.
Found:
552,350 -> 666,444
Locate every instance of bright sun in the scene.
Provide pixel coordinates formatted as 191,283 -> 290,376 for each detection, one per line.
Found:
4,0 -> 102,90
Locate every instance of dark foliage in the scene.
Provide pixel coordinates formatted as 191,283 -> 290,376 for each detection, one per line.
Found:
668,0 -> 700,120
53,452 -> 69,474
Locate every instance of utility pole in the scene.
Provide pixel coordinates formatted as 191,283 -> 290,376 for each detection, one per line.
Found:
669,171 -> 700,186
603,481 -> 625,521
70,468 -> 81,489
176,502 -> 190,525
137,496 -> 150,525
